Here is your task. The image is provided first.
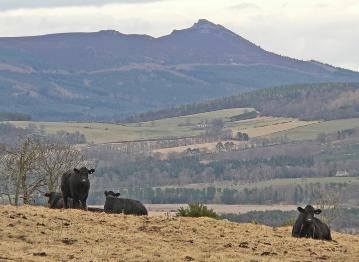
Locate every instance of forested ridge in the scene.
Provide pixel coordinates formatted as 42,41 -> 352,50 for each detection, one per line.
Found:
125,82 -> 359,122
0,112 -> 31,121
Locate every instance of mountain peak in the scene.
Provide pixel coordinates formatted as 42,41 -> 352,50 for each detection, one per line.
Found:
186,19 -> 237,38
166,19 -> 241,40
98,29 -> 122,36
192,19 -> 218,28
191,19 -> 223,32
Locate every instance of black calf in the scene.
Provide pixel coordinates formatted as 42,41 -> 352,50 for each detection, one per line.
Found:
44,192 -> 103,212
44,192 -> 74,208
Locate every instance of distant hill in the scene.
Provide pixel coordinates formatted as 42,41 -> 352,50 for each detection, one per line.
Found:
0,112 -> 31,121
1,19 -> 359,120
125,82 -> 359,122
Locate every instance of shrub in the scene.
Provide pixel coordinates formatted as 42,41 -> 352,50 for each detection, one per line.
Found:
176,203 -> 218,219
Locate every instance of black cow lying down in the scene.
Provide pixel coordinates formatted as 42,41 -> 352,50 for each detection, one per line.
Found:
44,192 -> 72,209
44,192 -> 103,212
104,191 -> 148,216
292,205 -> 332,241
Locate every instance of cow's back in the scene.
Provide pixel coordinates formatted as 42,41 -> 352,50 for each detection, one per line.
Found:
51,196 -> 64,209
105,197 -> 147,215
61,170 -> 73,196
314,218 -> 332,240
48,195 -> 75,209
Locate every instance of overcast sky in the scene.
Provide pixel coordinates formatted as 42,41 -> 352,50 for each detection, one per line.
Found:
0,0 -> 358,71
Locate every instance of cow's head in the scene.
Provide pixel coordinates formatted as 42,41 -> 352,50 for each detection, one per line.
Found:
44,192 -> 52,204
74,167 -> 95,183
297,205 -> 321,224
104,191 -> 121,198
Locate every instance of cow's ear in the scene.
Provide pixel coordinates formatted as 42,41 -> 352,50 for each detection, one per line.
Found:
74,168 -> 79,173
314,209 -> 322,214
104,191 -> 108,196
89,169 -> 95,174
44,192 -> 50,197
297,207 -> 305,213
115,193 -> 121,197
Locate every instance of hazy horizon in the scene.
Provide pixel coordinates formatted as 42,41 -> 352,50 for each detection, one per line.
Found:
0,0 -> 358,71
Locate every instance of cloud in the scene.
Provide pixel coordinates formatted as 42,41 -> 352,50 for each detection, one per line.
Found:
315,3 -> 329,8
0,0 -> 165,11
230,3 -> 260,11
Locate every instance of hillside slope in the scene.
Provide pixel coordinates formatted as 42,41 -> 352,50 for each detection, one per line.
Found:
1,19 -> 359,120
0,205 -> 358,261
126,82 -> 359,122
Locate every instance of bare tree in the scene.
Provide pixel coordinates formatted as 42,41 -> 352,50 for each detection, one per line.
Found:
216,142 -> 224,152
0,137 -> 88,206
224,142 -> 235,152
36,138 -> 84,192
0,154 -> 15,204
0,137 -> 43,205
312,188 -> 341,224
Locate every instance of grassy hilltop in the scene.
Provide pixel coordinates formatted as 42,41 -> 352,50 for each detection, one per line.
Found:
1,205 -> 358,262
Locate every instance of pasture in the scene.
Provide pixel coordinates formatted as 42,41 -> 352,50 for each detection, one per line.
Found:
153,141 -> 247,155
8,108 -> 315,144
227,116 -> 318,137
9,108 -> 253,144
267,118 -> 359,141
1,205 -> 358,261
158,176 -> 359,191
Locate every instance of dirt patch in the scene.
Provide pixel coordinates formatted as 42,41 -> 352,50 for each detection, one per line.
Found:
0,205 -> 358,261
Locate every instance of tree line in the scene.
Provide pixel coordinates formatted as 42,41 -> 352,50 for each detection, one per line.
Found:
124,82 -> 359,122
0,122 -> 86,147
88,182 -> 355,206
0,112 -> 31,121
91,152 -> 325,188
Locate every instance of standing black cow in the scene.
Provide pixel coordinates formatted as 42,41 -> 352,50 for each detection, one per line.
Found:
104,191 -> 148,216
61,167 -> 95,210
292,205 -> 332,240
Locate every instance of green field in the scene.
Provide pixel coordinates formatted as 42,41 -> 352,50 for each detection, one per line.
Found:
9,108 -> 256,144
10,108 -> 355,144
267,118 -> 359,141
160,177 -> 359,190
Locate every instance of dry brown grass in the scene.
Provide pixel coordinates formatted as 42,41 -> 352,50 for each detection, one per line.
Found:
235,119 -> 319,138
1,205 -> 358,262
153,141 -> 246,155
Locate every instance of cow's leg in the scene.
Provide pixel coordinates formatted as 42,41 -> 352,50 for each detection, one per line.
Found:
75,199 -> 81,209
81,195 -> 88,210
63,195 -> 68,209
71,195 -> 79,209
